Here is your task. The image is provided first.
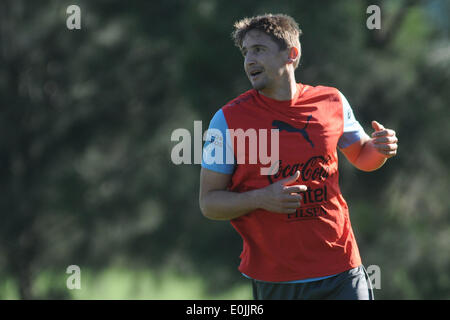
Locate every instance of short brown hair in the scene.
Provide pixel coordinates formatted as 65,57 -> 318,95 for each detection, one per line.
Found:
231,13 -> 302,68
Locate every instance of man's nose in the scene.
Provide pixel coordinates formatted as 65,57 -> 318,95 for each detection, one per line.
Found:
244,52 -> 256,67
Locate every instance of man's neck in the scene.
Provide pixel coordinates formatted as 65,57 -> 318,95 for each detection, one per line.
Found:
258,73 -> 297,101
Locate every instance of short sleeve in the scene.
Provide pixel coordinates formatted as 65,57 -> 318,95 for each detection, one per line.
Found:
337,92 -> 365,149
201,109 -> 236,174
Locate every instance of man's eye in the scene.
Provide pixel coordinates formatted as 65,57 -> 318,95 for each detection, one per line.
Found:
255,47 -> 264,53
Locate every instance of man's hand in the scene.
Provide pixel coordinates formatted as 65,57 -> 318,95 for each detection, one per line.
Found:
340,120 -> 398,171
258,171 -> 307,214
371,121 -> 398,158
199,168 -> 307,220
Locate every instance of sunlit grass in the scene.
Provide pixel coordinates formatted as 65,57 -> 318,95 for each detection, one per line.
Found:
0,276 -> 19,299
0,268 -> 253,300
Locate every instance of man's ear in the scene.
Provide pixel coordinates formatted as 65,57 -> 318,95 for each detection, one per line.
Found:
287,47 -> 299,64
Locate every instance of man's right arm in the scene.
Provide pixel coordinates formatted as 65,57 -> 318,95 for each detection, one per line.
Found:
199,168 -> 307,221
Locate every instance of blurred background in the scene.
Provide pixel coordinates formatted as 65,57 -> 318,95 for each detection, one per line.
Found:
0,0 -> 449,299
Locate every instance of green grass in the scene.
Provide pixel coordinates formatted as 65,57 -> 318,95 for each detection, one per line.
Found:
0,276 -> 19,299
0,268 -> 253,300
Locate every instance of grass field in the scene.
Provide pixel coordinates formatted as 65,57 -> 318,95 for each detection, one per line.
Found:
0,268 -> 253,300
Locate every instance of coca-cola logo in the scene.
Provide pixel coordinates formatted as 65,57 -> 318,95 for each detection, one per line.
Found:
267,155 -> 332,184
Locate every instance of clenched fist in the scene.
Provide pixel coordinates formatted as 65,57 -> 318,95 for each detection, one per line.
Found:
371,121 -> 398,158
258,171 -> 307,214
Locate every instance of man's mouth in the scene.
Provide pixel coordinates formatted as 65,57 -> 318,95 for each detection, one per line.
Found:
249,69 -> 264,78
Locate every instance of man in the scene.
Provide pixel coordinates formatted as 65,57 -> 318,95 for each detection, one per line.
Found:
199,14 -> 398,300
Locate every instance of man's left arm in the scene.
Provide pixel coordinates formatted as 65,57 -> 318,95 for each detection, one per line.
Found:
340,120 -> 398,172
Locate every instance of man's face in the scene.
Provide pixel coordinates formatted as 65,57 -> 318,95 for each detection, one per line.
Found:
241,29 -> 290,93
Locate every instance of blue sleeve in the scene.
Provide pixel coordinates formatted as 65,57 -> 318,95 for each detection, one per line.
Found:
201,109 -> 236,174
337,91 -> 366,149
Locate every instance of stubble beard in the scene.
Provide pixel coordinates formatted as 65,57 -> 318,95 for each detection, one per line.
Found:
250,77 -> 268,91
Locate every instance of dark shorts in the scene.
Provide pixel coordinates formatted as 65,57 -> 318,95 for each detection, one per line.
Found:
251,265 -> 374,300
